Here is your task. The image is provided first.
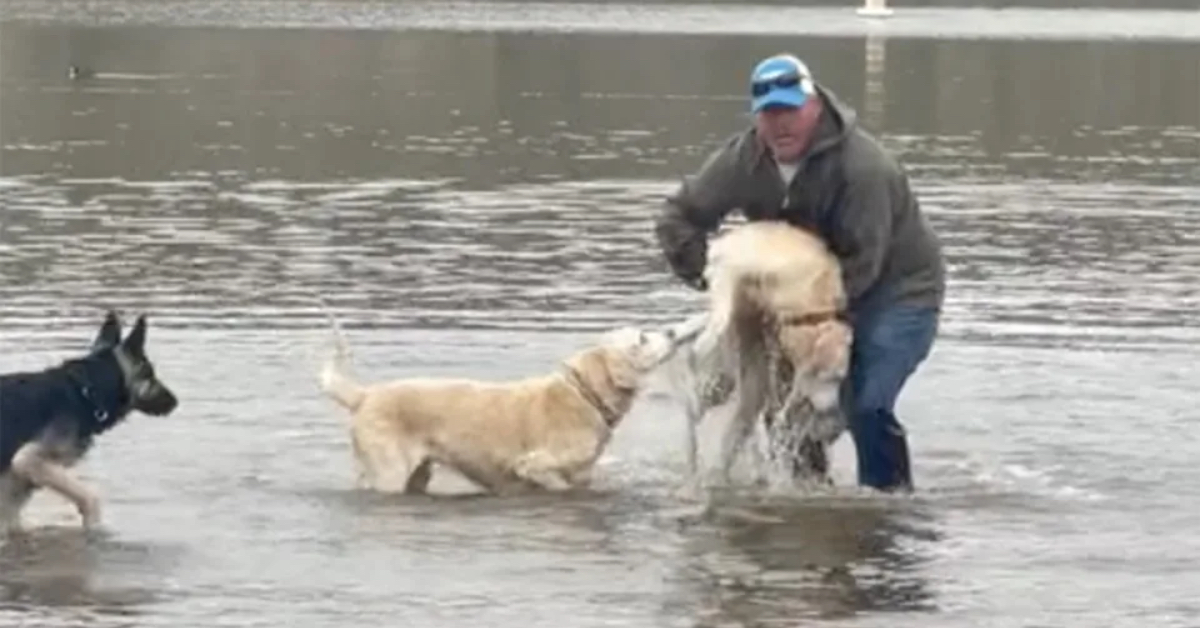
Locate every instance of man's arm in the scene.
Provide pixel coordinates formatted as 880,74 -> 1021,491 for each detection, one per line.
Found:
828,167 -> 895,306
654,136 -> 744,289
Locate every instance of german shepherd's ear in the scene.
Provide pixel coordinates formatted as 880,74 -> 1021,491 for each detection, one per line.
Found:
124,314 -> 148,355
91,310 -> 123,352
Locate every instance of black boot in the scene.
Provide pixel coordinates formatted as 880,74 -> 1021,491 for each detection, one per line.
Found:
874,423 -> 914,493
855,413 -> 915,493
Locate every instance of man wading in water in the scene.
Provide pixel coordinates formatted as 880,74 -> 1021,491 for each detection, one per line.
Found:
654,54 -> 946,493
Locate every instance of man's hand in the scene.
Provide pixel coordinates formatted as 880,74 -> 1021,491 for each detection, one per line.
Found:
655,137 -> 743,298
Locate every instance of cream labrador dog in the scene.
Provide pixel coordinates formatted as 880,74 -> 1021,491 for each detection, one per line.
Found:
316,304 -> 702,496
681,221 -> 854,486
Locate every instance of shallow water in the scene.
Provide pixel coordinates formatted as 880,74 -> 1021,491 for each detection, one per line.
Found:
2,3 -> 1199,627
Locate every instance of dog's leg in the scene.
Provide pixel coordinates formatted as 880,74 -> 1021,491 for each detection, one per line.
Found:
753,333 -> 792,486
514,458 -> 574,492
0,475 -> 36,536
680,370 -> 706,481
678,339 -> 727,496
716,349 -> 770,486
513,438 -> 600,492
773,361 -> 810,445
512,451 -> 577,492
566,465 -> 595,488
444,458 -> 517,496
717,386 -> 764,484
350,431 -> 376,490
10,443 -> 102,529
676,398 -> 706,501
772,369 -> 838,488
392,440 -> 436,495
363,440 -> 419,495
684,407 -> 700,478
777,372 -> 822,482
404,459 -> 434,495
709,315 -> 765,486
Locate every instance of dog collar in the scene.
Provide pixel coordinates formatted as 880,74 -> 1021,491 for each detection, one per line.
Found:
778,309 -> 848,327
562,366 -> 621,427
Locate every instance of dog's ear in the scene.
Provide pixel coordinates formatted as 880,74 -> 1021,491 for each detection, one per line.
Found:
91,310 -> 123,352
813,322 -> 852,370
568,347 -> 614,389
124,314 -> 148,355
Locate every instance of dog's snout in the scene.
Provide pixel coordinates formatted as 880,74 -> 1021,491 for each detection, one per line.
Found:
140,384 -> 179,416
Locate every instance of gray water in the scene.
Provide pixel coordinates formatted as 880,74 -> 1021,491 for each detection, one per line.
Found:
2,2 -> 1199,626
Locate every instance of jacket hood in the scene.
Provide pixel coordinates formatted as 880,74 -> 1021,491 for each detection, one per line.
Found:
809,83 -> 858,155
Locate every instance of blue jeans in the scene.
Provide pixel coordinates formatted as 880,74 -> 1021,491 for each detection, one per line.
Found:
842,303 -> 940,492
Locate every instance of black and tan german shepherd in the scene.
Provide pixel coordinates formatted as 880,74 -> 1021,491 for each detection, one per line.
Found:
1,311 -> 178,535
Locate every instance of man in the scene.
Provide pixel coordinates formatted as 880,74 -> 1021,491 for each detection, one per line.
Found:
654,53 -> 945,493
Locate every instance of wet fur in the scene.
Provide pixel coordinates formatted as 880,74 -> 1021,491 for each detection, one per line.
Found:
683,222 -> 854,486
316,301 -> 694,496
0,312 -> 179,535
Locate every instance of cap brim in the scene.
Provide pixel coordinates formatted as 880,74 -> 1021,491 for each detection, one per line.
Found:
751,88 -> 807,113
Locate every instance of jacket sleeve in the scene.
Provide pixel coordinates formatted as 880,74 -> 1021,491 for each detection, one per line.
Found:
654,138 -> 743,287
828,167 -> 895,305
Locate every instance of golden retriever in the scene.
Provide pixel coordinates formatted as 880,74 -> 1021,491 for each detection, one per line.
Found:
315,305 -> 699,496
679,221 -> 854,487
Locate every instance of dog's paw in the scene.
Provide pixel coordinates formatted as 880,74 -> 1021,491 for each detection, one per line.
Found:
79,498 -> 103,531
791,474 -> 836,494
83,523 -> 114,545
513,452 -> 573,491
567,467 -> 594,488
673,475 -> 708,503
511,451 -> 540,475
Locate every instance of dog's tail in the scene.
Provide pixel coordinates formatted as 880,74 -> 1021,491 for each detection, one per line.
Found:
692,222 -> 841,357
312,293 -> 367,413
692,233 -> 751,358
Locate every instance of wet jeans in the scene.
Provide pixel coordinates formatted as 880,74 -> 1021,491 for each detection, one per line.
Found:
842,302 -> 940,492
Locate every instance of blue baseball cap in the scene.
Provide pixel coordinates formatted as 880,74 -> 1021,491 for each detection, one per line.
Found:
750,54 -> 816,113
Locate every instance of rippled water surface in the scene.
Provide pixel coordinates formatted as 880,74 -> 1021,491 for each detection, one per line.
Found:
2,2 -> 1199,627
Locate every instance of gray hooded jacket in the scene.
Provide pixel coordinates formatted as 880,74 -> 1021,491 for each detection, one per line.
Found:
654,85 -> 945,313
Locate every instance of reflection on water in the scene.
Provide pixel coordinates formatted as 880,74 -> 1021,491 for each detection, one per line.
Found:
0,528 -> 177,620
663,499 -> 939,625
1,9 -> 1198,628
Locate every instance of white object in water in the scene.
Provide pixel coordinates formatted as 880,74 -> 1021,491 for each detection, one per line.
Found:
856,0 -> 894,18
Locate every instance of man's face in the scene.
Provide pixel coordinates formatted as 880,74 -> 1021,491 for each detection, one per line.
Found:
754,98 -> 822,163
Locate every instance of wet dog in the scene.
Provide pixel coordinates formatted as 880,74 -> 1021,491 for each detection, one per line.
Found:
1,312 -> 179,534
678,221 -> 853,488
316,300 -> 701,496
